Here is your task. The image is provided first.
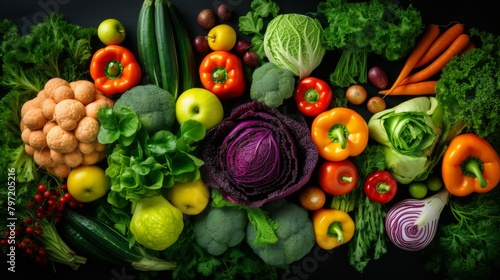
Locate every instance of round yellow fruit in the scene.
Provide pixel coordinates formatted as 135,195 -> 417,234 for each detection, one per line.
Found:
206,24 -> 237,51
67,165 -> 109,202
168,179 -> 210,215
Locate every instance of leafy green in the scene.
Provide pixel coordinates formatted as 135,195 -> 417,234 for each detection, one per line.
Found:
435,28 -> 500,152
263,13 -> 326,80
98,106 -> 205,215
0,13 -> 96,94
211,189 -> 279,246
423,187 -> 500,279
238,0 -> 280,60
368,97 -> 445,184
317,0 -> 423,87
347,144 -> 388,272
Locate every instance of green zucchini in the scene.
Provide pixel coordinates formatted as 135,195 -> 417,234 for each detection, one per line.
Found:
137,0 -> 161,86
63,209 -> 176,271
58,221 -> 127,267
154,0 -> 179,99
167,1 -> 198,94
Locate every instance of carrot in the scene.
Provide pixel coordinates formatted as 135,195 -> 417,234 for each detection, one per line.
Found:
399,33 -> 471,86
460,40 -> 476,56
385,24 -> 440,94
414,23 -> 465,68
379,81 -> 438,96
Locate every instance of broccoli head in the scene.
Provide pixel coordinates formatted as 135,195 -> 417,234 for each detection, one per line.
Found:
245,199 -> 315,266
250,62 -> 296,108
191,205 -> 248,256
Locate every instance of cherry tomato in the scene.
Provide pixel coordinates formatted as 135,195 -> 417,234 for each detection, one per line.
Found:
299,186 -> 326,211
318,159 -> 358,195
345,84 -> 367,105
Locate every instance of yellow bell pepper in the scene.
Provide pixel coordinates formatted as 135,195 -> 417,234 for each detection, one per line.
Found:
311,107 -> 369,161
311,208 -> 355,250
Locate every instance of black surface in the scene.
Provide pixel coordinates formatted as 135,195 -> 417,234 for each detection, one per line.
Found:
1,0 -> 499,279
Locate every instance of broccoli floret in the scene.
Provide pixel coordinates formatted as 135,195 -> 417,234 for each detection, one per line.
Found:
192,205 -> 248,256
245,199 -> 315,266
113,84 -> 175,135
249,62 -> 296,108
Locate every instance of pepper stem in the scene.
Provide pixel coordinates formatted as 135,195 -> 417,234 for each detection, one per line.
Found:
329,124 -> 348,149
341,175 -> 353,183
304,89 -> 319,104
376,182 -> 391,194
463,157 -> 487,187
327,221 -> 345,243
212,67 -> 228,84
105,60 -> 124,80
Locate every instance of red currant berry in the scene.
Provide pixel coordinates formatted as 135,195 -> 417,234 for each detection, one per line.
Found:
35,212 -> 44,219
37,184 -> 47,193
34,194 -> 43,203
34,228 -> 43,236
43,190 -> 51,199
25,226 -> 34,235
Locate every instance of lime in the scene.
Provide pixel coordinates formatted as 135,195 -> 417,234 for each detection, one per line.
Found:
408,182 -> 427,199
426,176 -> 443,192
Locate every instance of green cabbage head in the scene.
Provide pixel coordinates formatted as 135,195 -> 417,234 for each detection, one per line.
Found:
263,13 -> 326,80
368,97 -> 445,184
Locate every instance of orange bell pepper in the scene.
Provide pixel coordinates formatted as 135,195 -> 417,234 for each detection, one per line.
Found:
199,50 -> 245,99
441,133 -> 500,196
312,208 -> 355,250
90,45 -> 142,96
311,107 -> 369,161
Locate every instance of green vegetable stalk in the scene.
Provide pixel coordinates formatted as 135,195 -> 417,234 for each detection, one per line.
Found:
38,218 -> 87,270
317,0 -> 423,87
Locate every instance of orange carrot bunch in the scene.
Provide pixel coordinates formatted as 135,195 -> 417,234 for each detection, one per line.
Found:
381,22 -> 472,96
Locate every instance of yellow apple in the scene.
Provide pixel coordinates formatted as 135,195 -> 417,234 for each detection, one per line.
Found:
97,18 -> 126,45
168,178 -> 210,215
206,24 -> 237,51
66,165 -> 109,202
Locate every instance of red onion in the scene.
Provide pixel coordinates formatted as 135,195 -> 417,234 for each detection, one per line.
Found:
385,189 -> 450,251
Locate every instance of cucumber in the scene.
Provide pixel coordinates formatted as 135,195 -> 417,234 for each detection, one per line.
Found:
154,0 -> 179,99
58,221 -> 128,267
137,0 -> 161,86
167,1 -> 198,94
62,209 -> 176,271
63,209 -> 143,263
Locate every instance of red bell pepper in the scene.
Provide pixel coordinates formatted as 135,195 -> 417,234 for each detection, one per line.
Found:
199,50 -> 245,99
90,45 -> 142,96
294,77 -> 333,117
318,159 -> 358,195
363,170 -> 398,204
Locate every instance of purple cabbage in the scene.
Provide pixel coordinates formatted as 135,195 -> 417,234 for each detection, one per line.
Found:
200,101 -> 318,207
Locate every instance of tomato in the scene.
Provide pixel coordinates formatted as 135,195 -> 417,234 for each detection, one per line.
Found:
345,84 -> 367,105
409,182 -> 428,199
299,186 -> 326,211
318,159 -> 358,195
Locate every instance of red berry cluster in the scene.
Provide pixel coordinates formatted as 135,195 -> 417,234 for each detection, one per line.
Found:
0,183 -> 84,265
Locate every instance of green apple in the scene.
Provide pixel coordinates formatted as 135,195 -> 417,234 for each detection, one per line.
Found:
206,24 -> 237,51
167,179 -> 210,215
97,18 -> 126,45
175,88 -> 224,130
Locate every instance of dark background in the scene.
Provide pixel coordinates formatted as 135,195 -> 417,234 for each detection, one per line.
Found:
1,0 -> 499,279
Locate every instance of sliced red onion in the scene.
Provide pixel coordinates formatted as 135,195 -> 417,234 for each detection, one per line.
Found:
385,189 -> 450,251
